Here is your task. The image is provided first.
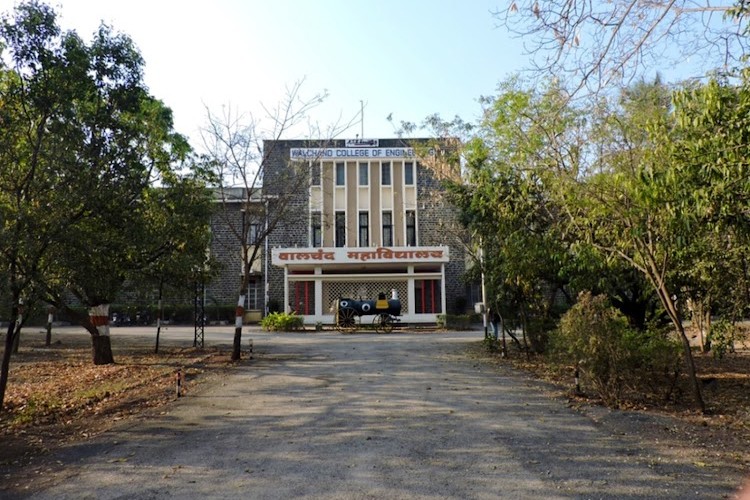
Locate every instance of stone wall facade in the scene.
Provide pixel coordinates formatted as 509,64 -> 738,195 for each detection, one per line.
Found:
416,161 -> 468,314
206,138 -> 471,319
264,139 -> 466,313
207,202 -> 244,306
264,139 -> 311,312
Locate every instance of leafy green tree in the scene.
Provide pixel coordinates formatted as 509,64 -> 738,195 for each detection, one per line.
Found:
568,253 -> 666,332
0,1 -> 210,412
561,80 -> 673,332
559,78 -> 707,405
134,177 -> 216,354
446,78 -> 580,353
0,2 -> 77,410
560,76 -> 750,411
666,77 -> 750,328
447,74 -> 746,414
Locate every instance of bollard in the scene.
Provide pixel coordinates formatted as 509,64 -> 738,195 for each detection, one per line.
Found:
248,339 -> 253,359
176,368 -> 183,397
574,363 -> 581,395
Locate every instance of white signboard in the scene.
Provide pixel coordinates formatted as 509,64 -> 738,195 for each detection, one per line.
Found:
272,246 -> 450,266
290,147 -> 419,160
345,138 -> 379,147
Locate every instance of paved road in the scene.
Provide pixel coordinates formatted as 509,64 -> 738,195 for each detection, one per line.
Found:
16,330 -> 743,499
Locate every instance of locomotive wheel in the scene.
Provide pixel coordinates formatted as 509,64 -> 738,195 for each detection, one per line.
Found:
373,313 -> 394,334
337,308 -> 357,333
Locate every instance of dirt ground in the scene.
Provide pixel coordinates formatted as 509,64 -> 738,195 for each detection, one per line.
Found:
0,330 -> 238,477
1,327 -> 749,495
471,340 -> 750,476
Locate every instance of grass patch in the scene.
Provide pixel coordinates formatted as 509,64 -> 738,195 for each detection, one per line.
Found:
72,379 -> 133,401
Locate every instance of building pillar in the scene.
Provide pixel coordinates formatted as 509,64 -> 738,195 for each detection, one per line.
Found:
407,265 -> 416,316
314,267 -> 323,317
441,263 -> 447,315
283,267 -> 290,313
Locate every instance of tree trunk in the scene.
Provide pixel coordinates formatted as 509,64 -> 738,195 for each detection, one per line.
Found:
232,294 -> 245,361
154,279 -> 164,354
692,299 -> 710,353
701,304 -> 711,353
693,300 -> 704,351
637,248 -> 705,412
0,304 -> 19,413
671,314 -> 704,412
91,335 -> 114,365
11,327 -> 20,354
520,303 -> 530,360
498,310 -> 507,358
654,286 -> 705,412
89,304 -> 115,365
45,310 -> 53,347
45,306 -> 55,347
675,320 -> 704,411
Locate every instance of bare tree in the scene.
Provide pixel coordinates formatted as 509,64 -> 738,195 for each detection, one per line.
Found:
201,80 -> 358,361
499,0 -> 750,96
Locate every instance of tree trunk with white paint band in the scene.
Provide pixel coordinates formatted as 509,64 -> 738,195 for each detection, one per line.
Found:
232,295 -> 245,361
89,304 -> 114,365
45,310 -> 53,346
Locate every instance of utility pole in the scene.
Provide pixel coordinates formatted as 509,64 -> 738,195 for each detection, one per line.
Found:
480,241 -> 488,339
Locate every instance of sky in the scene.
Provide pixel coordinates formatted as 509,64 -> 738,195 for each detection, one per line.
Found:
0,0 -> 528,150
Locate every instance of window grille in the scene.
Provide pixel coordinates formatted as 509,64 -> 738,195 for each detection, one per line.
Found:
323,281 -> 408,313
359,211 -> 369,247
335,211 -> 346,247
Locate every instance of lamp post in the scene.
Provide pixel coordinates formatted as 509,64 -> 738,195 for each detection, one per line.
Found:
480,243 -> 488,339
264,197 -> 269,316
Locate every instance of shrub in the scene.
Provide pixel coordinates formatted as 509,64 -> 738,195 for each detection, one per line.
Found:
707,319 -> 737,360
453,296 -> 468,314
436,314 -> 446,328
551,292 -> 680,405
205,305 -> 237,324
165,305 -> 196,324
525,316 -> 556,353
437,314 -> 472,330
261,312 -> 304,332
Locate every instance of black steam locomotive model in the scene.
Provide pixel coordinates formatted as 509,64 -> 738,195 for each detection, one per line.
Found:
335,292 -> 401,333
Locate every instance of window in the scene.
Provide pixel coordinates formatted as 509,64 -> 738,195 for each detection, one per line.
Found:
311,212 -> 322,247
248,223 -> 261,245
381,162 -> 391,186
382,210 -> 393,246
359,162 -> 368,186
406,210 -> 416,246
404,162 -> 414,185
292,281 -> 315,315
335,162 -> 345,186
415,279 -> 442,314
359,211 -> 369,247
246,279 -> 260,310
335,211 -> 346,247
311,162 -> 321,186
243,224 -> 261,275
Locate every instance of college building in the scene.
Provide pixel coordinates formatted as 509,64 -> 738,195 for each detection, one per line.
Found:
207,138 -> 471,326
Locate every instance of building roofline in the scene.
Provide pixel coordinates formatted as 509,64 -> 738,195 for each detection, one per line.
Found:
211,187 -> 263,204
